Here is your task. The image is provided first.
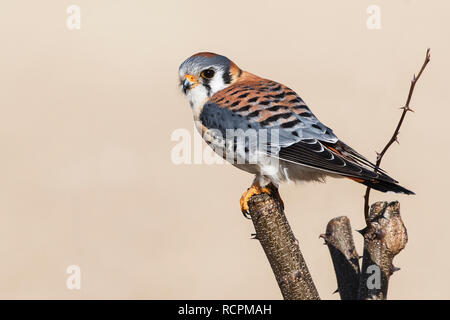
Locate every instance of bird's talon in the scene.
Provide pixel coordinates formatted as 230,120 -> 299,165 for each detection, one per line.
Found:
242,210 -> 251,219
240,184 -> 272,217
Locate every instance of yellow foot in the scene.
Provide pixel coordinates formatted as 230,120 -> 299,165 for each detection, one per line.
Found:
240,184 -> 272,218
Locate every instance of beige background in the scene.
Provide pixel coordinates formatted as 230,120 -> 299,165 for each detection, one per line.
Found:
0,0 -> 448,299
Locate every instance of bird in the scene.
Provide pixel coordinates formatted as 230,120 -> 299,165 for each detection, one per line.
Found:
178,52 -> 414,216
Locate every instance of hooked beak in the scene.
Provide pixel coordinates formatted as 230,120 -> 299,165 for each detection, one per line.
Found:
182,74 -> 198,94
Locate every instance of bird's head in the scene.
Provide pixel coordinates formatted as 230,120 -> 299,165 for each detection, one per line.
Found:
179,52 -> 242,109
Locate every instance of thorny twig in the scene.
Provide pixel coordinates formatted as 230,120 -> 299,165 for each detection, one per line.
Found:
363,49 -> 431,223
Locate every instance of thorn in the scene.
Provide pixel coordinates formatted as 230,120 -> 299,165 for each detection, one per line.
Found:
332,288 -> 339,294
401,105 -> 415,113
319,233 -> 328,245
250,233 -> 259,240
390,265 -> 401,275
356,227 -> 368,236
375,151 -> 381,161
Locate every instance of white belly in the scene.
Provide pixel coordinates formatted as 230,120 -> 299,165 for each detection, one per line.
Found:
234,157 -> 337,187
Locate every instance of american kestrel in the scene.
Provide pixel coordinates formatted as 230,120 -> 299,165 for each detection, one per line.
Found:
178,52 -> 414,215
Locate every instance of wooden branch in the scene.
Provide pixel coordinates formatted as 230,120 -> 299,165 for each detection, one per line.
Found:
357,201 -> 407,300
320,216 -> 360,300
247,192 -> 320,300
364,49 -> 431,222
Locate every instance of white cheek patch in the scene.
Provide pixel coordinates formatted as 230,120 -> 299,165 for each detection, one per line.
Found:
207,71 -> 227,94
187,85 -> 209,114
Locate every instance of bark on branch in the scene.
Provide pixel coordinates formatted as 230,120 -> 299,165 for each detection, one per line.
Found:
247,192 -> 320,300
320,216 -> 360,300
357,201 -> 408,300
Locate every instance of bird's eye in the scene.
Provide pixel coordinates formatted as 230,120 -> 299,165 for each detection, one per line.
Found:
201,69 -> 215,79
